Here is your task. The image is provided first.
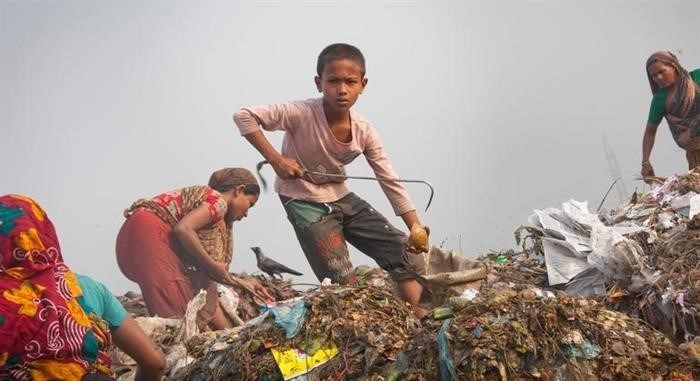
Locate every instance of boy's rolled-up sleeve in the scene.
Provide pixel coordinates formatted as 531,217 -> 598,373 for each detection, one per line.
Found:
233,102 -> 306,135
233,109 -> 263,135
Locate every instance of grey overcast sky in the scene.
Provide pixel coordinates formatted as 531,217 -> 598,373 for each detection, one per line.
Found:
1,1 -> 699,293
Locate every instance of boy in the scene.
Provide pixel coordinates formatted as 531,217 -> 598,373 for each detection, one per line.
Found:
233,43 -> 430,318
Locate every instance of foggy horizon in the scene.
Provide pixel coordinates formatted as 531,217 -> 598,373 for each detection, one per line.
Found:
2,1 -> 699,294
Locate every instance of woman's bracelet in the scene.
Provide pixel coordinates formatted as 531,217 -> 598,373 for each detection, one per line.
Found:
642,161 -> 651,166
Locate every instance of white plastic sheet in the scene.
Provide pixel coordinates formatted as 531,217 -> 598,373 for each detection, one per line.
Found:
531,199 -> 657,294
689,194 -> 700,219
541,237 -> 591,285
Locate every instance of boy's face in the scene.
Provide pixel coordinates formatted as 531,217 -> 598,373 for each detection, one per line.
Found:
315,58 -> 367,113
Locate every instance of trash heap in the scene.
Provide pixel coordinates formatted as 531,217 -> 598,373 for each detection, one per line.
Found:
111,169 -> 700,379
172,284 -> 420,380
230,275 -> 305,322
400,254 -> 697,380
622,223 -> 700,343
118,275 -> 304,321
515,168 -> 700,344
112,275 -> 305,380
114,254 -> 698,380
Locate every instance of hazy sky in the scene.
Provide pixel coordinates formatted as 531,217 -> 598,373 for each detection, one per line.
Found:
2,1 -> 699,294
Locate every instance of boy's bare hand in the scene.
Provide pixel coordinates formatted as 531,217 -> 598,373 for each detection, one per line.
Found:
271,156 -> 304,180
407,223 -> 430,254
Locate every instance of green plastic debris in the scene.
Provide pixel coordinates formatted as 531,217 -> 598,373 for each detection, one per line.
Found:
438,319 -> 458,380
358,276 -> 367,287
432,306 -> 454,320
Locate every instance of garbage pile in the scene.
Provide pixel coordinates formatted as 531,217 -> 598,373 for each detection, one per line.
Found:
110,169 -> 700,379
229,275 -> 305,322
172,284 -> 419,380
401,255 -> 697,380
515,168 -> 700,343
113,251 -> 698,380
628,223 -> 700,343
112,275 -> 305,380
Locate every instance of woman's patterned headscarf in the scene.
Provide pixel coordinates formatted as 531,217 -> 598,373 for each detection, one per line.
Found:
208,167 -> 260,194
646,51 -> 690,95
0,194 -> 112,380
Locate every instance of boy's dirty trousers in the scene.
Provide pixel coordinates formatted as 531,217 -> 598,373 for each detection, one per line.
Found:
280,192 -> 425,286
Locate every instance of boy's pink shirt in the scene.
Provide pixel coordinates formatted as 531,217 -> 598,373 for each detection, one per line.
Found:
233,97 -> 415,216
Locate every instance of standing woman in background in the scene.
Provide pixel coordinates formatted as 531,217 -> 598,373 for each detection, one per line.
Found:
641,51 -> 700,181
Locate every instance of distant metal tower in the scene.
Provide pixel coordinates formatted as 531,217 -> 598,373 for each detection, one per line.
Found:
603,134 -> 629,204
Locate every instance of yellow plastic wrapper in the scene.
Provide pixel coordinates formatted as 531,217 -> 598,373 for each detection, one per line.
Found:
271,342 -> 339,380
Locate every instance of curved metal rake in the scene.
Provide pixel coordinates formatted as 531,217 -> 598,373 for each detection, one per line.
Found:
256,160 -> 435,211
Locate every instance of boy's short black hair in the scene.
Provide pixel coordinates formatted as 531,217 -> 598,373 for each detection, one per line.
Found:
316,43 -> 366,77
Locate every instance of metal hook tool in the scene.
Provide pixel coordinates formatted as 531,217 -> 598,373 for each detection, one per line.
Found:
256,161 -> 435,211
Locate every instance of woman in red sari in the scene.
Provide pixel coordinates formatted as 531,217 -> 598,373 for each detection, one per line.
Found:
0,194 -> 114,380
116,167 -> 271,331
